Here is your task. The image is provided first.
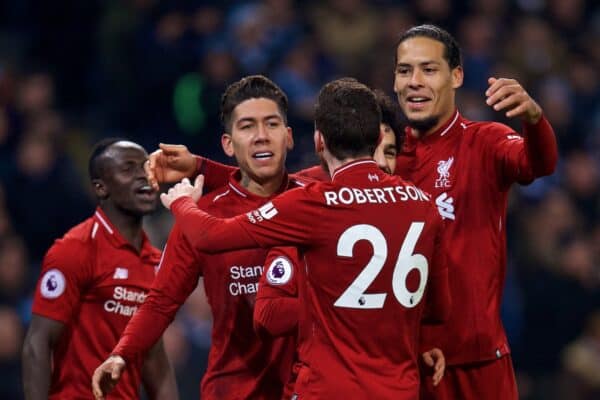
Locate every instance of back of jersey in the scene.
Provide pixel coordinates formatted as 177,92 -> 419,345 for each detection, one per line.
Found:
296,161 -> 446,400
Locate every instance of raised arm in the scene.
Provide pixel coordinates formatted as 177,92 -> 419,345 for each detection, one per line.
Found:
162,176 -> 317,254
22,316 -> 64,400
485,77 -> 558,183
145,143 -> 235,191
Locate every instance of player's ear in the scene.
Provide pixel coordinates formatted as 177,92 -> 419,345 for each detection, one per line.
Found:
286,127 -> 294,151
221,133 -> 235,157
92,179 -> 108,199
451,66 -> 464,89
314,130 -> 324,154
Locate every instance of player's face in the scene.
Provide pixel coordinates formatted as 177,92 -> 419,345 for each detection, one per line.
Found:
394,37 -> 463,135
373,124 -> 397,175
222,98 -> 293,187
99,142 -> 158,216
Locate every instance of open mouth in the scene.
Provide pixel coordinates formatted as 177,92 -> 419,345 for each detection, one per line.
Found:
135,184 -> 156,200
253,151 -> 274,160
406,95 -> 431,104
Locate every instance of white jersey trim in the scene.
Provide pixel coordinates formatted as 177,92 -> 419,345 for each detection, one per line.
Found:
213,189 -> 231,202
91,222 -> 99,239
228,182 -> 248,198
94,211 -> 114,235
440,111 -> 460,137
332,160 -> 377,181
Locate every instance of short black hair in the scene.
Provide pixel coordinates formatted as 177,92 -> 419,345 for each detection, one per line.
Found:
315,78 -> 381,160
88,138 -> 127,180
221,75 -> 288,132
373,89 -> 405,149
396,24 -> 462,69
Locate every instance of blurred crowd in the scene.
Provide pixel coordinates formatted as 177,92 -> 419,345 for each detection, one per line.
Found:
0,0 -> 598,399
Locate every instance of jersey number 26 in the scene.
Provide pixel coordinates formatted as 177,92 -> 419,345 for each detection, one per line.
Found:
334,222 -> 428,309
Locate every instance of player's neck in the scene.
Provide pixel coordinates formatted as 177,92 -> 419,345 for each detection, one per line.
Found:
100,204 -> 144,251
326,155 -> 371,177
412,107 -> 457,138
239,170 -> 286,197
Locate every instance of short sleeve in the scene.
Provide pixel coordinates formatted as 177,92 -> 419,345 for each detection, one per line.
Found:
31,239 -> 91,323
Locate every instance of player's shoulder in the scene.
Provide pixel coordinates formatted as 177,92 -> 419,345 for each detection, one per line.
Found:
197,184 -> 234,208
463,118 -> 517,144
44,217 -> 94,265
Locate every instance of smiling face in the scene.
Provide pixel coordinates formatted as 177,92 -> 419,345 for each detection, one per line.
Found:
394,36 -> 463,136
222,98 -> 293,190
94,142 -> 157,217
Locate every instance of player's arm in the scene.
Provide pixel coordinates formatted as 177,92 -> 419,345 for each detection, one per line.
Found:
22,316 -> 64,400
23,239 -> 90,400
141,339 -> 179,400
92,225 -> 202,399
145,143 -> 235,191
254,247 -> 300,337
485,77 -> 558,183
163,176 -> 318,254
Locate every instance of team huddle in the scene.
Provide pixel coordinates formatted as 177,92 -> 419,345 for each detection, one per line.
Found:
22,25 -> 557,400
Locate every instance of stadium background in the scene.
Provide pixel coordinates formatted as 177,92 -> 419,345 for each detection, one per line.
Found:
0,0 -> 598,398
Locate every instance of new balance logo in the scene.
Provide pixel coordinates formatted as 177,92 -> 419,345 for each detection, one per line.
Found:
113,267 -> 129,280
368,173 -> 379,182
247,202 -> 279,224
435,192 -> 455,220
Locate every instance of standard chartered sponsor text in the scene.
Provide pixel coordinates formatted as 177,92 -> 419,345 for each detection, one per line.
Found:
104,286 -> 147,317
229,265 -> 263,296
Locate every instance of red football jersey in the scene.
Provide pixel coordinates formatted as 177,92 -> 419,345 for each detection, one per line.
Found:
255,247 -> 308,399
171,160 -> 450,400
196,158 -> 325,192
31,208 -> 161,400
395,110 -> 557,365
115,171 -> 303,399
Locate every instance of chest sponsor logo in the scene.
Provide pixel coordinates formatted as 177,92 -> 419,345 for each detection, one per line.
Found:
113,267 -> 129,280
40,269 -> 66,299
436,192 -> 455,220
435,157 -> 454,188
229,265 -> 263,296
104,286 -> 147,317
266,257 -> 293,286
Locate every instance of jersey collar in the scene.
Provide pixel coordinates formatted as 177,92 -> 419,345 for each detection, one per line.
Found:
331,159 -> 379,182
227,169 -> 292,201
93,207 -> 155,258
405,109 -> 464,147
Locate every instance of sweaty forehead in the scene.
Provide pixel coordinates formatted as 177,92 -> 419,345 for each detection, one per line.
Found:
232,98 -> 283,123
396,37 -> 445,63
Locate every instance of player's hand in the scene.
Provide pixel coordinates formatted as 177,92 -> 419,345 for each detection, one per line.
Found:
91,355 -> 126,400
485,77 -> 542,124
422,347 -> 445,386
145,143 -> 197,191
160,175 -> 204,209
